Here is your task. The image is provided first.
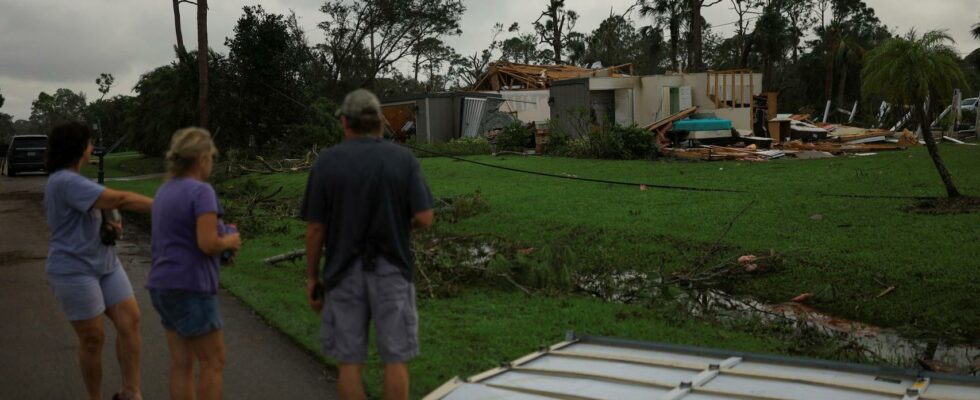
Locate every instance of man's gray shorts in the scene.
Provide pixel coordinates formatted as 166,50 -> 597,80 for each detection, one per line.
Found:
320,257 -> 419,364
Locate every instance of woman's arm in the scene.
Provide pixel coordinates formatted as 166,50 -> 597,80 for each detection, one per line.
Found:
196,212 -> 242,256
91,188 -> 153,213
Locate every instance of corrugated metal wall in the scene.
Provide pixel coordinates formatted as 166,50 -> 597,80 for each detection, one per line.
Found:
384,92 -> 503,143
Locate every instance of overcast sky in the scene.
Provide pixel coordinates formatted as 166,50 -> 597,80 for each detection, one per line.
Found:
1,0 -> 977,121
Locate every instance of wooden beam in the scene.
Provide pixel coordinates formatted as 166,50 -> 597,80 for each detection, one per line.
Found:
731,72 -> 736,109
723,74 -> 728,108
706,72 -> 710,102
739,72 -> 745,108
642,106 -> 699,131
714,74 -> 720,108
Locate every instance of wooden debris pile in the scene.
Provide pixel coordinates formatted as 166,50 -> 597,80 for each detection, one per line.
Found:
650,108 -> 924,162
238,147 -> 318,174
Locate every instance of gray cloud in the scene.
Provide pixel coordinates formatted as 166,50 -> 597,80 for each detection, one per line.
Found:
0,0 -> 977,121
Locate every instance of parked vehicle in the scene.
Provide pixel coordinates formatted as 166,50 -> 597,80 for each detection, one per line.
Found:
3,135 -> 48,176
960,97 -> 978,112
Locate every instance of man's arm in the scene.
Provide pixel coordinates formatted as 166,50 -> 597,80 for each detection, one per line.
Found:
412,209 -> 434,229
305,221 -> 325,313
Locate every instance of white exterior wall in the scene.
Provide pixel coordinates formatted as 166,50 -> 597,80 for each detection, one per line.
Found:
633,73 -> 762,130
488,72 -> 762,130
495,90 -> 551,124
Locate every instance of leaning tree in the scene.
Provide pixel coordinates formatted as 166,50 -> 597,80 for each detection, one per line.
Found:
861,30 -> 970,198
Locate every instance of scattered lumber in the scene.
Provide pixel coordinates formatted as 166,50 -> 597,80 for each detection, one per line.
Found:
836,129 -> 893,142
781,140 -> 907,154
661,147 -> 770,161
943,136 -> 977,146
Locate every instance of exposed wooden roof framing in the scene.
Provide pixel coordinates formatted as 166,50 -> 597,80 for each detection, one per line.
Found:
471,62 -> 635,91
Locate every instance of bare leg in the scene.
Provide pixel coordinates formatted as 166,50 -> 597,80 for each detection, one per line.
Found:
186,329 -> 226,400
383,363 -> 409,400
105,297 -> 142,399
70,316 -> 106,400
164,330 -> 195,400
338,363 -> 366,400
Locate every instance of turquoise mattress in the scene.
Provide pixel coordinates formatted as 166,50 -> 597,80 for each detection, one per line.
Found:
673,118 -> 732,132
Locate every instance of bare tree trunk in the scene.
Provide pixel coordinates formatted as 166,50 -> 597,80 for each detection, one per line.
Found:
915,102 -> 961,198
739,39 -> 753,69
173,0 -> 188,61
669,21 -> 680,72
552,19 -> 562,64
823,35 -> 839,106
836,60 -> 848,107
688,0 -> 704,72
197,0 -> 208,128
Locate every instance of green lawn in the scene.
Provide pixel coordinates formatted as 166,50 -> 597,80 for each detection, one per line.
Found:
208,145 -> 980,339
107,144 -> 980,397
80,152 -> 164,179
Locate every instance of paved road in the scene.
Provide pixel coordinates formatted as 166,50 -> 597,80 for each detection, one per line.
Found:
0,173 -> 337,399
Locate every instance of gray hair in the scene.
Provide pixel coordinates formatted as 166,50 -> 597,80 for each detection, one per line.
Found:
166,127 -> 216,177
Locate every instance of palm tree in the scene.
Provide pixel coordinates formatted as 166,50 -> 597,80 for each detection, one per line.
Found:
640,0 -> 687,72
972,22 -> 980,40
862,30 -> 969,198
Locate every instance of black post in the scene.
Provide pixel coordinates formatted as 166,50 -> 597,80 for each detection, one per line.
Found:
96,121 -> 105,185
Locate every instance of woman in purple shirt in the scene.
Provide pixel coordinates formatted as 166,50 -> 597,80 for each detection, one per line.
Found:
44,122 -> 153,400
147,128 -> 241,400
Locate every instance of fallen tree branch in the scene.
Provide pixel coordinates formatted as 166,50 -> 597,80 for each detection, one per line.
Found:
264,248 -> 305,265
459,265 -> 532,295
240,165 -> 276,174
255,155 -> 284,173
693,201 -> 757,270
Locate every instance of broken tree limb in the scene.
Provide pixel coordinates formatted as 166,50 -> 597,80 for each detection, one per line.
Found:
466,265 -> 532,295
264,248 -> 305,265
240,165 -> 276,174
875,286 -> 896,298
255,155 -> 284,173
246,185 -> 284,216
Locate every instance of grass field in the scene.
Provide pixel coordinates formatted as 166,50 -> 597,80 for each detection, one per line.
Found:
80,152 -> 163,179
107,144 -> 980,396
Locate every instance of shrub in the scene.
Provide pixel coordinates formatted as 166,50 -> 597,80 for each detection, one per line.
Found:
615,124 -> 656,159
409,137 -> 492,158
494,122 -> 533,151
547,123 -> 654,160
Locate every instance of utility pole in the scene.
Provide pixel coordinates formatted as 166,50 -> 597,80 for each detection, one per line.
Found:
94,120 -> 105,185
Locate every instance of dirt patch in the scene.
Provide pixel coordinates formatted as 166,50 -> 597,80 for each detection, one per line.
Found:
905,196 -> 980,215
0,191 -> 43,202
0,251 -> 46,266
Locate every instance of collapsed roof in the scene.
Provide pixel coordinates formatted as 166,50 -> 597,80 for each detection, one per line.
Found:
471,61 -> 634,91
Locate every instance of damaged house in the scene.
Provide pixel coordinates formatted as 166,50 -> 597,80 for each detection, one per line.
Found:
473,63 -> 762,140
381,62 -> 763,145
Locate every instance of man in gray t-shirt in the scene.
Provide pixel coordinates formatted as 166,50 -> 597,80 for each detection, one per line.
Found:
301,89 -> 433,399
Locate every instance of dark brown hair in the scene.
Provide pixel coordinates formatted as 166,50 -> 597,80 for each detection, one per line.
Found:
45,122 -> 91,171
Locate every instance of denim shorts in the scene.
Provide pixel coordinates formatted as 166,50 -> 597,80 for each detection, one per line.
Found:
48,263 -> 134,321
149,289 -> 223,337
321,257 -> 419,364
